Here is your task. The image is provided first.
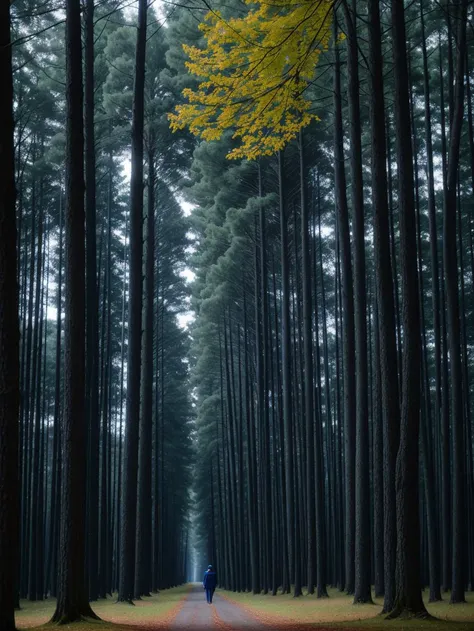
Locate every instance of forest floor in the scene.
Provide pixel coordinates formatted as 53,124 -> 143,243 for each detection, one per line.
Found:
219,587 -> 474,630
14,584 -> 474,631
15,584 -> 191,630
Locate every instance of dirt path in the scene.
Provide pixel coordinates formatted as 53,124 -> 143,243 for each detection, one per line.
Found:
170,584 -> 263,630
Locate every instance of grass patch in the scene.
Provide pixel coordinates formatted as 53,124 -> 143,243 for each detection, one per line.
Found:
16,584 -> 191,630
219,587 -> 474,630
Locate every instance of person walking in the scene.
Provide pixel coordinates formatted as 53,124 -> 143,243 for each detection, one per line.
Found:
203,564 -> 217,604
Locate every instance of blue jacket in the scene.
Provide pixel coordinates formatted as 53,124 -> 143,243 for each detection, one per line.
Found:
203,570 -> 217,590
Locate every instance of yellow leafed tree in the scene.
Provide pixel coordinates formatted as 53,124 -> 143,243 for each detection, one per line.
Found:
168,0 -> 334,160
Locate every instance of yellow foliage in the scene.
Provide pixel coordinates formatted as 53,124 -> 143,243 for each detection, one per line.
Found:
168,0 -> 334,159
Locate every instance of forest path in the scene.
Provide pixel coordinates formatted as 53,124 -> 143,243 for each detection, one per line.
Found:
170,584 -> 263,630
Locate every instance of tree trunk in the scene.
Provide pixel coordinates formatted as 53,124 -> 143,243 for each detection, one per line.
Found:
47,194 -> 63,596
300,132 -> 316,597
84,0 -> 100,602
99,164 -> 112,599
333,13 -> 356,596
367,0 -> 400,612
372,297 -> 384,598
410,57 -> 442,605
315,184 -> 329,597
343,1 -> 370,603
258,165 -> 271,596
387,0 -> 427,617
118,0 -> 147,603
51,0 -> 98,621
464,56 -> 474,596
0,3 -> 20,627
443,0 -> 468,605
421,9 -> 442,562
28,194 -> 44,601
135,144 -> 155,599
278,150 -> 295,596
438,37 -> 451,594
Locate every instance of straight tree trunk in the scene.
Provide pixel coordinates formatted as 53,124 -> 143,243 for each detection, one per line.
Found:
272,254 -> 289,594
300,133 -> 315,597
228,315 -> 242,592
410,60 -> 442,605
0,4 -> 20,627
159,296 -> 165,590
334,225 -> 345,590
388,0 -> 427,617
118,0 -> 147,603
316,188 -> 330,596
115,218 -> 128,592
333,14 -> 356,596
47,195 -> 63,595
223,316 -> 238,590
420,5 -> 442,549
257,165 -> 271,596
446,8 -> 454,125
237,318 -> 245,592
268,287 -> 279,595
253,213 -> 263,594
37,236 -> 48,600
458,190 -> 472,595
464,59 -> 474,595
367,0 -> 399,612
421,14 -> 443,593
28,196 -> 44,601
443,0 -> 468,605
51,0 -> 98,621
438,38 -> 451,593
385,121 -> 402,387
278,150 -> 295,596
135,145 -> 155,599
372,297 -> 384,598
343,1 -> 371,603
84,0 -> 100,602
22,152 -> 36,594
99,166 -> 112,599
292,216 -> 303,599
318,204 -> 333,587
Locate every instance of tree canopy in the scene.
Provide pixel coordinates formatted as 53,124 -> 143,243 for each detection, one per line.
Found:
169,0 -> 334,158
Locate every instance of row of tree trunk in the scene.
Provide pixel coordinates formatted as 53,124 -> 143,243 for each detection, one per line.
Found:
194,0 -> 472,619
1,0 -> 192,626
